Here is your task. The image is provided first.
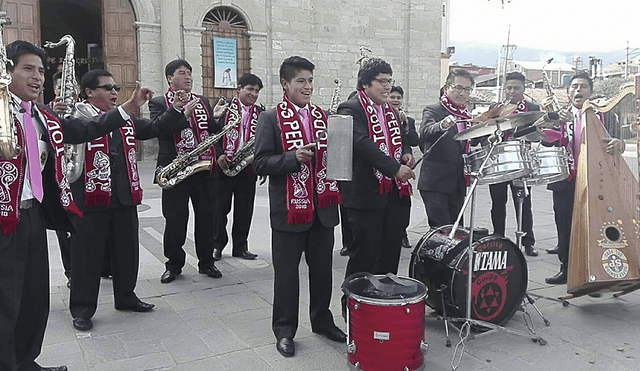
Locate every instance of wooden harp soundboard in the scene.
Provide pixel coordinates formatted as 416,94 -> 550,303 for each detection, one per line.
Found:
567,79 -> 640,297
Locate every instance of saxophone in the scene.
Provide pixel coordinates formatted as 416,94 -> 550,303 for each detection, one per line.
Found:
0,17 -> 20,160
155,110 -> 239,189
222,136 -> 255,177
44,35 -> 84,182
329,78 -> 341,115
539,58 -> 561,112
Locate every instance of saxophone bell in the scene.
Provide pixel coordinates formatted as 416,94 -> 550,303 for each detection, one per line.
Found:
0,17 -> 21,160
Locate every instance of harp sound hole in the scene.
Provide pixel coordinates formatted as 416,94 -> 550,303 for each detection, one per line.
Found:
605,226 -> 621,242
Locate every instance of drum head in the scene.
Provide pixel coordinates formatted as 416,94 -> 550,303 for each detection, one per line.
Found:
342,273 -> 427,306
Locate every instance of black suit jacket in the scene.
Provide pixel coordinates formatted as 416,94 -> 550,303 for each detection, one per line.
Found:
336,96 -> 412,210
149,95 -> 221,179
417,102 -> 467,195
403,116 -> 419,147
69,106 -> 188,211
253,108 -> 339,232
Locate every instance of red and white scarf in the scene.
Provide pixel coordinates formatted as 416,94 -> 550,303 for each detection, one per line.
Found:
357,90 -> 412,197
222,97 -> 259,172
164,88 -> 213,162
82,103 -> 142,206
441,94 -> 473,187
276,95 -> 341,224
0,104 -> 82,234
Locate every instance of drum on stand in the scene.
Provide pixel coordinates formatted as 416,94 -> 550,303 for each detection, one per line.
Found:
342,273 -> 428,371
409,225 -> 528,326
463,141 -> 532,185
512,146 -> 569,187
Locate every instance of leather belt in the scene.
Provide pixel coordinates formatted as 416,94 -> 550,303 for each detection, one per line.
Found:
20,199 -> 38,209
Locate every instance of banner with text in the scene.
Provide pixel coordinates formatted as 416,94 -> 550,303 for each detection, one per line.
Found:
214,37 -> 237,89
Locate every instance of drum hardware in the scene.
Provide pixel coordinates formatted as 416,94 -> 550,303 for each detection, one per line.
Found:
453,111 -> 546,141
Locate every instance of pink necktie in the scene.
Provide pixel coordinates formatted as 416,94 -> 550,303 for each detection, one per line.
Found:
299,108 -> 313,143
21,101 -> 43,202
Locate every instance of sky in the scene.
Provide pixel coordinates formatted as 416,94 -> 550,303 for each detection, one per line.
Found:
449,0 -> 640,53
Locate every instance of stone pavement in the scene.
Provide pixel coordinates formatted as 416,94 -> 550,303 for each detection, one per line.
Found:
36,160 -> 640,371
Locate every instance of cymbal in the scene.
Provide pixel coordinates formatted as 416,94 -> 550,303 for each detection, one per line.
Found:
453,111 -> 546,140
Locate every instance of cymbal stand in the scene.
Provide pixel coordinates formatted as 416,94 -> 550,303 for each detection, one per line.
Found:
447,132 -> 547,371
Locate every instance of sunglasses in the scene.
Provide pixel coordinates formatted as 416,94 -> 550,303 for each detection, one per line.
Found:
95,84 -> 122,92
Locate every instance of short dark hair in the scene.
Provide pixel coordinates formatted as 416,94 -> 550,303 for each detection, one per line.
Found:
79,69 -> 113,99
165,59 -> 192,79
357,58 -> 392,90
445,69 -> 475,87
279,56 -> 315,83
390,86 -> 404,96
568,71 -> 593,92
238,73 -> 263,90
505,71 -> 525,84
6,40 -> 47,72
52,70 -> 62,83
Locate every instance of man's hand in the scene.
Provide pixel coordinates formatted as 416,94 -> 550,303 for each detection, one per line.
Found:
558,107 -> 572,122
402,153 -> 415,168
121,82 -> 153,114
52,98 -> 68,115
171,90 -> 190,111
217,154 -> 231,170
440,115 -> 456,130
213,98 -> 229,119
603,138 -> 625,155
296,142 -> 316,163
395,164 -> 415,182
182,97 -> 200,118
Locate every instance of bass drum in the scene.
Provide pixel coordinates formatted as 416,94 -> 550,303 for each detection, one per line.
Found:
409,225 -> 528,326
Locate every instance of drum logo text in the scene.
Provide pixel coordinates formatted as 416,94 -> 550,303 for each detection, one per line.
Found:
601,249 -> 629,279
474,251 -> 507,271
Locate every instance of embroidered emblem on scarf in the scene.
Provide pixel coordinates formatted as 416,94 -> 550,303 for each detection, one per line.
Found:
275,94 -> 341,224
357,90 -> 412,197
165,88 -> 213,161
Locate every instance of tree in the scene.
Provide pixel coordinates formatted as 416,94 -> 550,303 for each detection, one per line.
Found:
593,77 -> 634,100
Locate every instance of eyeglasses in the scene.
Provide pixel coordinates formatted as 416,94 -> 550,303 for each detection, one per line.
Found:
95,84 -> 121,92
374,78 -> 395,86
449,85 -> 473,94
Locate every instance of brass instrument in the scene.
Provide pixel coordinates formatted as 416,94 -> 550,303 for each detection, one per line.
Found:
329,78 -> 341,115
155,110 -> 239,189
44,35 -> 84,182
0,17 -> 20,160
539,58 -> 561,112
222,136 -> 254,177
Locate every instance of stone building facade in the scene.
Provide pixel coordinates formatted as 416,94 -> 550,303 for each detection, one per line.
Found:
2,0 -> 442,159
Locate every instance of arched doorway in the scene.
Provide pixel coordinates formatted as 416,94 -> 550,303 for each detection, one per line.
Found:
201,6 -> 250,103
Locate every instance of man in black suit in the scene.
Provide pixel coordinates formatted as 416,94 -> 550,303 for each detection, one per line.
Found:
338,58 -> 414,284
212,73 -> 263,261
254,56 -> 346,358
418,69 -> 474,228
389,85 -> 418,249
150,59 -> 223,284
0,40 -> 152,371
68,69 -> 194,332
545,72 -> 625,284
488,72 -> 539,257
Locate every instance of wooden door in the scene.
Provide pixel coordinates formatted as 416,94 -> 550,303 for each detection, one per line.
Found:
102,0 -> 137,106
3,0 -> 40,44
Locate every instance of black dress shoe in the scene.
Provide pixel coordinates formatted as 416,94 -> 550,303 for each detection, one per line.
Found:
213,248 -> 222,261
545,270 -> 567,284
233,251 -> 258,260
314,326 -> 347,343
547,246 -> 560,254
199,265 -> 222,278
115,299 -> 155,312
72,317 -> 93,331
524,245 -> 538,257
340,246 -> 349,256
401,235 -> 411,249
160,270 -> 177,284
276,337 -> 295,357
39,366 -> 68,371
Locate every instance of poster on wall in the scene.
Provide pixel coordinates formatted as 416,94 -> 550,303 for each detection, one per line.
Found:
213,37 -> 237,89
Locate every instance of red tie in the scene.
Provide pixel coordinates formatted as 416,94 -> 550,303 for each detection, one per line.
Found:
21,101 -> 44,202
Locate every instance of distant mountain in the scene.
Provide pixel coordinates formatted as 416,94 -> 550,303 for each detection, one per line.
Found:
450,41 -> 628,68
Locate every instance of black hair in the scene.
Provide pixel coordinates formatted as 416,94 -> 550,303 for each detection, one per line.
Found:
357,58 -> 392,90
445,69 -> 475,87
568,71 -> 593,92
279,56 -> 315,83
505,71 -> 525,84
238,73 -> 263,90
390,86 -> 404,96
6,40 -> 47,72
165,59 -> 192,80
79,69 -> 113,99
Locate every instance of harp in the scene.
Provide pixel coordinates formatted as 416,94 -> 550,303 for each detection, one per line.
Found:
567,75 -> 640,297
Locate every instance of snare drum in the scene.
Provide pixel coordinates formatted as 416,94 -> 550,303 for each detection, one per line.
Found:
409,225 -> 527,326
512,146 -> 569,187
463,141 -> 532,185
342,273 -> 428,371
